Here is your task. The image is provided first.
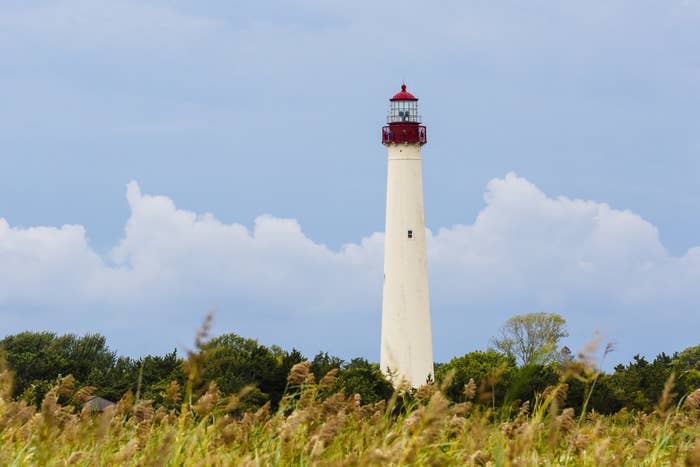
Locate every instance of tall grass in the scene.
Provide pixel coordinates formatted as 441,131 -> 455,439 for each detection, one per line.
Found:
0,363 -> 698,464
0,324 -> 698,466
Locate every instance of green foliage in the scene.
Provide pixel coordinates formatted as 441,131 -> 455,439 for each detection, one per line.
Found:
86,356 -> 136,402
310,351 -> 344,380
0,332 -> 116,404
135,351 -> 182,401
202,333 -> 298,408
436,350 -> 516,405
334,358 -> 393,404
492,312 -> 568,366
605,354 -> 674,412
565,374 -> 624,415
1,329 -> 697,418
673,344 -> 700,395
504,363 -> 560,405
0,357 -> 698,465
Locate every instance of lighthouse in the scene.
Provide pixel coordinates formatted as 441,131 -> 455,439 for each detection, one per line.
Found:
380,84 -> 434,388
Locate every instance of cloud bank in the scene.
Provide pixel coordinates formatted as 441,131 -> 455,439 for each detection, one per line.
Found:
1,173 -> 698,364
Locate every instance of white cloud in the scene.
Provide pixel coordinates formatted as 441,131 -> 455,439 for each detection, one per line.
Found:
1,174 -> 698,363
431,173 -> 670,301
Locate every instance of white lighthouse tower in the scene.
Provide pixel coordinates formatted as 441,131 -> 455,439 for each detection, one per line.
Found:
380,84 -> 434,388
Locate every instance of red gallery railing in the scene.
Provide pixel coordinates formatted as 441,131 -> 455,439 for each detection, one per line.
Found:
382,124 -> 427,145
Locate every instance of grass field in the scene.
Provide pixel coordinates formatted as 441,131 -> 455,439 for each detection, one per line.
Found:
1,358 -> 699,466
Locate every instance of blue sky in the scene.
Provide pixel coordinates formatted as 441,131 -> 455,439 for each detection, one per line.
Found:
1,1 -> 699,366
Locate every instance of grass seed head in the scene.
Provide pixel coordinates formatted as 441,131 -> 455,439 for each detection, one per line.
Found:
463,378 -> 477,401
288,361 -> 311,386
116,390 -> 134,416
163,380 -> 181,406
114,439 -> 139,463
319,368 -> 339,391
686,438 -> 700,466
655,373 -> 677,417
194,382 -> 220,417
633,438 -> 651,460
683,388 -> 700,412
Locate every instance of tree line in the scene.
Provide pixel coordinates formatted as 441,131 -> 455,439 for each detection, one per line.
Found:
1,313 -> 698,414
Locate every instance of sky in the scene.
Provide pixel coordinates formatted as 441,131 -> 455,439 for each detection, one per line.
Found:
1,0 -> 699,367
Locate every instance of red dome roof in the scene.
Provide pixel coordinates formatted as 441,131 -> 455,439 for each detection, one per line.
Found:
390,84 -> 417,101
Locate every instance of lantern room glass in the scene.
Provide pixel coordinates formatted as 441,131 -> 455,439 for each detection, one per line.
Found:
388,100 -> 420,123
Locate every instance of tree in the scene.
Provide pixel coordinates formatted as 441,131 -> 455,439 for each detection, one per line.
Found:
436,350 -> 516,405
310,352 -> 344,380
491,312 -> 568,366
504,363 -> 560,406
335,358 -> 393,404
202,334 -> 277,396
604,354 -> 674,412
201,334 -> 303,408
0,332 -> 116,402
672,344 -> 700,396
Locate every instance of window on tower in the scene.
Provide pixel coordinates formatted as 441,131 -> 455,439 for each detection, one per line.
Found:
388,100 -> 421,124
407,230 -> 413,239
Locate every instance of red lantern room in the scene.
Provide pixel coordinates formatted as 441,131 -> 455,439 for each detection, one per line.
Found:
382,84 -> 427,145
